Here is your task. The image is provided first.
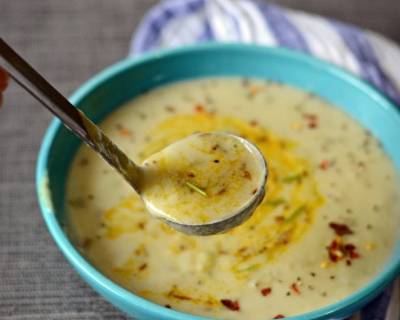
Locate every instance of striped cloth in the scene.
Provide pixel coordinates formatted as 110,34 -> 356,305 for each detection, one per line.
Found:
128,1 -> 400,319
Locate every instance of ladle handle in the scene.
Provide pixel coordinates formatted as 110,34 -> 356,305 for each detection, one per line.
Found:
0,38 -> 141,191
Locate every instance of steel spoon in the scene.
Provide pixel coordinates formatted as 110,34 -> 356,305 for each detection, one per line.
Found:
0,38 -> 267,235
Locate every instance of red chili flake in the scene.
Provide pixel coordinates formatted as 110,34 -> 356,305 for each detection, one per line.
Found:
290,283 -> 301,295
327,237 -> 360,263
194,104 -> 205,113
327,239 -> 344,262
261,287 -> 272,297
119,128 -> 134,137
329,250 -> 342,262
329,254 -> 337,263
221,299 -> 240,311
273,315 -> 285,319
330,238 -> 340,249
164,304 -> 172,309
350,250 -> 361,259
303,113 -> 319,129
344,244 -> 356,251
243,170 -> 252,180
250,120 -> 258,126
329,222 -> 353,236
319,159 -> 330,170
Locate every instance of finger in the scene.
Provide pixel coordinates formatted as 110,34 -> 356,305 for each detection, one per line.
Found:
0,67 -> 9,92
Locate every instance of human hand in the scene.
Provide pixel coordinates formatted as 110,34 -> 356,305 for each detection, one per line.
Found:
0,66 -> 9,106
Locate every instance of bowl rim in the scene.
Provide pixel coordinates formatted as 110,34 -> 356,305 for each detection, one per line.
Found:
36,42 -> 400,320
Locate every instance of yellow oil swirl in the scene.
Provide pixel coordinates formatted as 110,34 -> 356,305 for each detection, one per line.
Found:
101,113 -> 324,283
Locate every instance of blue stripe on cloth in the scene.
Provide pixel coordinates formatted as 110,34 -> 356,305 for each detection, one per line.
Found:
257,2 -> 310,53
360,284 -> 393,320
197,19 -> 214,42
135,0 -> 206,53
332,20 -> 400,105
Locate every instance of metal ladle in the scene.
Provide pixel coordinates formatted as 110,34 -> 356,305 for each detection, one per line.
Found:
0,38 -> 267,235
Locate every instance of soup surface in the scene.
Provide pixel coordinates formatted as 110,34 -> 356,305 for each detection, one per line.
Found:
66,78 -> 400,319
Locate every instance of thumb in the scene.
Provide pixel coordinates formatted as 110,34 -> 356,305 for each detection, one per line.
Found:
0,66 -> 9,92
0,66 -> 9,107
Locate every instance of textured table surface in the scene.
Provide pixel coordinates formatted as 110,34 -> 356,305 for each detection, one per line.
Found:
0,1 -> 399,319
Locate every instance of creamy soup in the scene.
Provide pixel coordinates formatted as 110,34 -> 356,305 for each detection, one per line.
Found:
66,78 -> 400,319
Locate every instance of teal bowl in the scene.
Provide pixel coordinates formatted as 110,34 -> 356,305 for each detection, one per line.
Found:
36,44 -> 400,320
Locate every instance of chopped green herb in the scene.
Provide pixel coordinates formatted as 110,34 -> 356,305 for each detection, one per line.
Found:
282,172 -> 304,183
266,198 -> 287,207
285,205 -> 307,223
185,181 -> 207,196
237,264 -> 260,272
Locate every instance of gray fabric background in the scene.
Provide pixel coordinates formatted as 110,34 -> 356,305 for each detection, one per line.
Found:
1,1 -> 399,319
